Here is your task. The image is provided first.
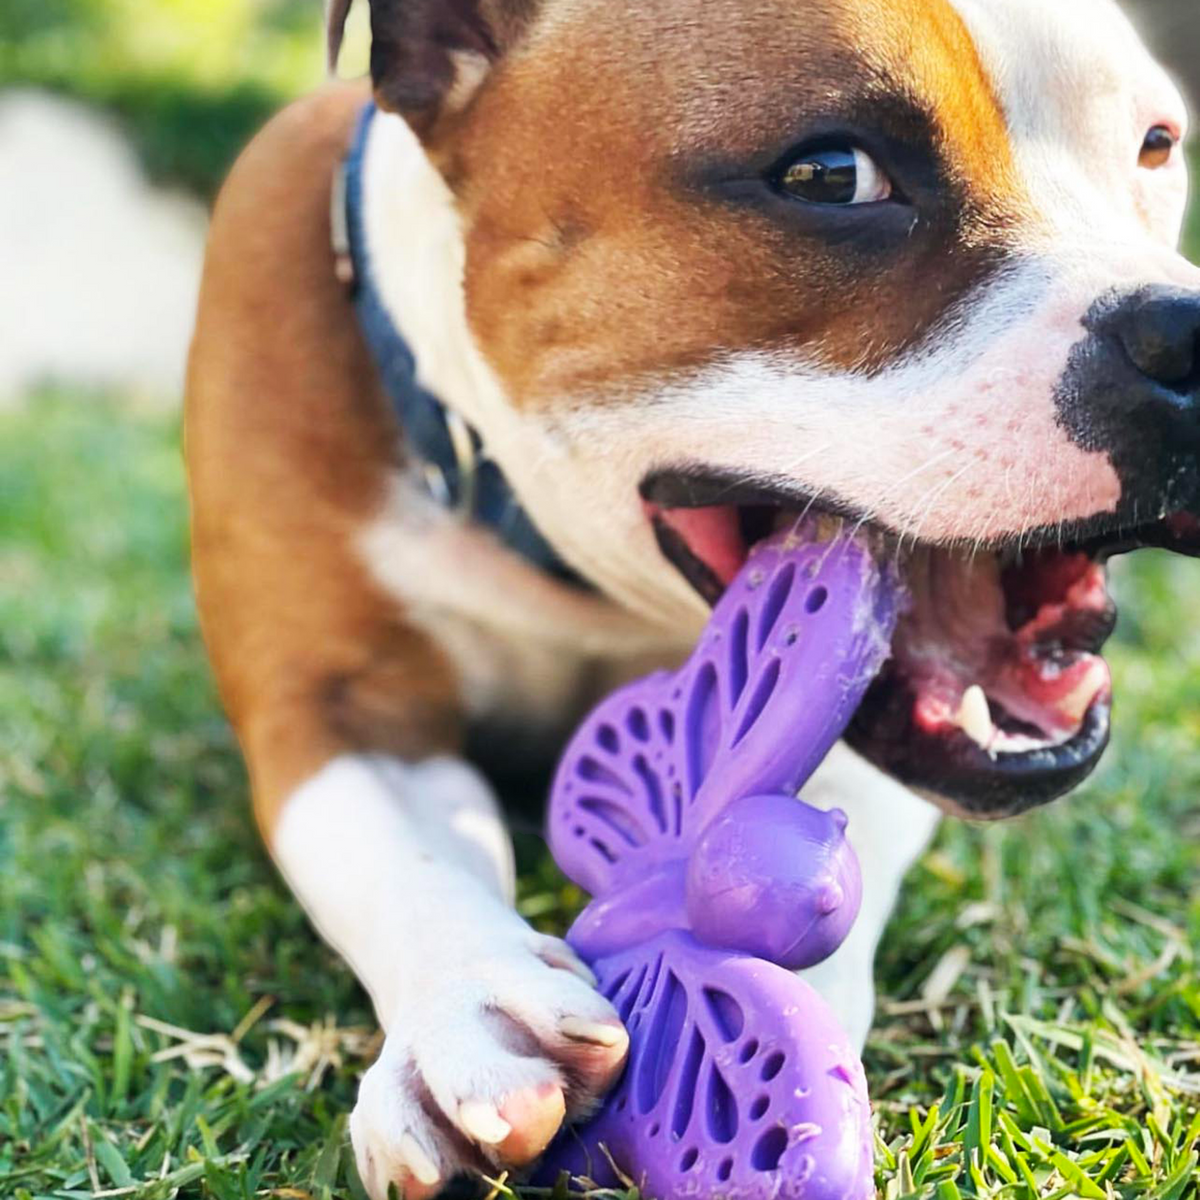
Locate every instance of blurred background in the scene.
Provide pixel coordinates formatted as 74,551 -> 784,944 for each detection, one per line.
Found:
0,0 -> 1196,407
1,3 -> 1198,1199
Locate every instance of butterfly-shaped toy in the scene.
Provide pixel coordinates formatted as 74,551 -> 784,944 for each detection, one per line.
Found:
538,527 -> 903,1200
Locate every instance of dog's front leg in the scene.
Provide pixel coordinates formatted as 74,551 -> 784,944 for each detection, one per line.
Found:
271,753 -> 628,1198
186,90 -> 629,1194
799,744 -> 942,1049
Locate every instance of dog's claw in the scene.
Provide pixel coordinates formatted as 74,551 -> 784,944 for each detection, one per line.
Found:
558,1015 -> 628,1047
535,935 -> 597,985
496,1082 -> 568,1165
348,913 -> 628,1197
398,1133 -> 440,1187
459,1099 -> 512,1146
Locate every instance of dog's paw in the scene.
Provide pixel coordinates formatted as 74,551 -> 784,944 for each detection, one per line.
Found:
350,931 -> 628,1200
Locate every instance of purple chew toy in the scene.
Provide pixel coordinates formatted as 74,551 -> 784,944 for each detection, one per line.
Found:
537,527 -> 902,1200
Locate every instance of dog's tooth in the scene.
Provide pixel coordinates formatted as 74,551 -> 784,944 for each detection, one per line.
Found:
459,1100 -> 511,1146
1055,659 -> 1110,724
957,684 -> 993,750
399,1133 -> 441,1186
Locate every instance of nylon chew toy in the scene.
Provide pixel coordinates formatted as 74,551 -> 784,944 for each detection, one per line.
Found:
538,526 -> 903,1200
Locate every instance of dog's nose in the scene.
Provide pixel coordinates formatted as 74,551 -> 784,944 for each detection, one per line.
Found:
1060,286 -> 1200,523
1106,286 -> 1200,394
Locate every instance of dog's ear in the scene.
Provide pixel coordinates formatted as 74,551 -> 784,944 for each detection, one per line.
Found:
326,0 -> 537,138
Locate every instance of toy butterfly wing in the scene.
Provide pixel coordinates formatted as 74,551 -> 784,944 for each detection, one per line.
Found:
549,529 -> 902,898
538,929 -> 874,1200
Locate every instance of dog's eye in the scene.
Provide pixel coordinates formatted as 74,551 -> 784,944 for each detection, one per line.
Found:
1140,125 -> 1177,170
774,144 -> 893,206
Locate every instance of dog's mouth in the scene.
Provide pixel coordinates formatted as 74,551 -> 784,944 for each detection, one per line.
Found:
642,468 -> 1200,818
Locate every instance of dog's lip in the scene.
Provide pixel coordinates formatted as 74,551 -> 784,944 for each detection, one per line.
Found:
641,468 -> 860,523
640,465 -> 1200,558
640,464 -> 1200,815
845,665 -> 1113,818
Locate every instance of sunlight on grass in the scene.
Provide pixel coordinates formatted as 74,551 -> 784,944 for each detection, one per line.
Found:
0,0 -> 371,196
1,0 -> 318,197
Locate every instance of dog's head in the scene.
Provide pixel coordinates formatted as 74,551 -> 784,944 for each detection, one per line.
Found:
333,0 -> 1199,817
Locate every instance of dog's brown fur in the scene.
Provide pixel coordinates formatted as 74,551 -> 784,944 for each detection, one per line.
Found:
186,0 -> 1046,844
186,82 -> 463,833
433,0 -> 1031,398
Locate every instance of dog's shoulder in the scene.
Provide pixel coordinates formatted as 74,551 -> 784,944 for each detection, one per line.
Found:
209,81 -> 368,274
187,80 -> 398,521
196,81 -> 368,345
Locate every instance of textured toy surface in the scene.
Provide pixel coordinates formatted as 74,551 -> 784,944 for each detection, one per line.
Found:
538,527 -> 902,1200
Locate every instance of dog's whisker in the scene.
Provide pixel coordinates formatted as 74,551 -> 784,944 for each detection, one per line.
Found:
879,447 -> 960,496
902,459 -> 980,550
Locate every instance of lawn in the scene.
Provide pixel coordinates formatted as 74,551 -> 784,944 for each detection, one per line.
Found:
1,395 -> 1198,1200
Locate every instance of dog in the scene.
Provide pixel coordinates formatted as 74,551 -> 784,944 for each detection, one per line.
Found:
186,0 -> 1198,1195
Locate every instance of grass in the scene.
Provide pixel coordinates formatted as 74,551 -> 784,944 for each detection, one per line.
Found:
1,393 -> 1198,1200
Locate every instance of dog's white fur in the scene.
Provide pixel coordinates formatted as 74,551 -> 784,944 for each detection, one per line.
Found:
275,755 -> 631,1191
951,0 -> 1190,244
268,2 -> 1196,1196
357,477 -> 682,728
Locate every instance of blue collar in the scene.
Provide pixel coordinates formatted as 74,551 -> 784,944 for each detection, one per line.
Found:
337,103 -> 585,588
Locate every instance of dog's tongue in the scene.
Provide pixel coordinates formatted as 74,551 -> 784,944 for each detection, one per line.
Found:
654,505 -> 746,587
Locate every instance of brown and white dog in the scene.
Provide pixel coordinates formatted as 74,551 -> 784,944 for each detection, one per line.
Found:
186,0 -> 1198,1195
